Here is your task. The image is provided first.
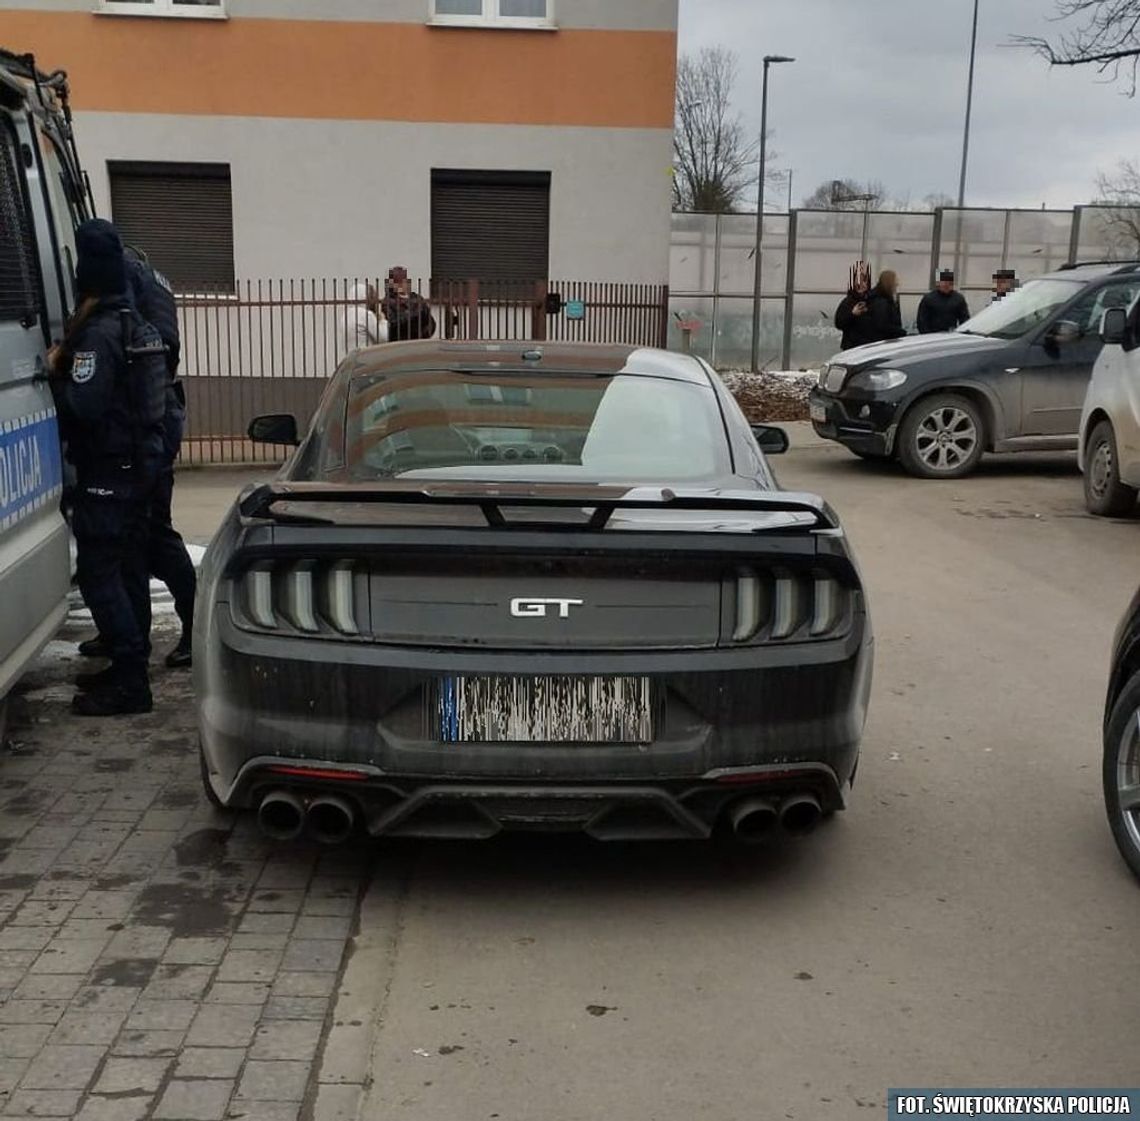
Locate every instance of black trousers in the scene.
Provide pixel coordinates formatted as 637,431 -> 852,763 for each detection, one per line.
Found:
147,464 -> 196,632
73,470 -> 157,672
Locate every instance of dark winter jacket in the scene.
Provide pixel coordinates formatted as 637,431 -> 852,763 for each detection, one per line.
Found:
835,292 -> 879,351
865,285 -> 907,344
381,291 -> 437,342
916,288 -> 971,334
127,258 -> 181,374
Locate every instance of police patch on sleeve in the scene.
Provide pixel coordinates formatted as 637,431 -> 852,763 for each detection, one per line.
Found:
72,352 -> 97,384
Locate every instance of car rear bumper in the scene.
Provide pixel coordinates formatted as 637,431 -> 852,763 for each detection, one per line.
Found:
197,611 -> 874,837
809,389 -> 899,456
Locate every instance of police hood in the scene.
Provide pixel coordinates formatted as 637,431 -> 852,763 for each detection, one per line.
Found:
828,331 -> 1005,372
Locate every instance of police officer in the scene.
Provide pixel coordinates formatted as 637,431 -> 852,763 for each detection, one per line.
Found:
50,220 -> 167,716
77,247 -> 197,668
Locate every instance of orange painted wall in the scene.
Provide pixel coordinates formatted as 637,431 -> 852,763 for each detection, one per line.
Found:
5,10 -> 676,129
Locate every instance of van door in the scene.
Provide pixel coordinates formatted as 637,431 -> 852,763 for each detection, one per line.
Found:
0,111 -> 70,701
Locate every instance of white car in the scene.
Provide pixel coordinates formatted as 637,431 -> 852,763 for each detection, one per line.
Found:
1079,305 -> 1140,517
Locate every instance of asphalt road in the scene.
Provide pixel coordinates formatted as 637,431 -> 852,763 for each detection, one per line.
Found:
348,432 -> 1140,1120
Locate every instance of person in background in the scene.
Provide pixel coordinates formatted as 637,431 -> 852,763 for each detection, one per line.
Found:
340,281 -> 389,352
49,221 -> 167,716
864,269 -> 908,344
382,266 -> 436,342
834,260 -> 876,350
78,246 -> 198,670
992,269 -> 1017,303
916,269 -> 971,334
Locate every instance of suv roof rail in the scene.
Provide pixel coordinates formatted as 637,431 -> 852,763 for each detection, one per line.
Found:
1058,260 -> 1140,273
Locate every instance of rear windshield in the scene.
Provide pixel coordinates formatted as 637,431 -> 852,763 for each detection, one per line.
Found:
343,370 -> 730,482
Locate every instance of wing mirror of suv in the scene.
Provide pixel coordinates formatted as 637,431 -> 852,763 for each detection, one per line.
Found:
1047,319 -> 1083,346
1101,307 -> 1130,346
248,413 -> 300,446
751,424 -> 790,455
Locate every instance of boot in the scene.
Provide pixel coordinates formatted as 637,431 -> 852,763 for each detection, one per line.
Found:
77,635 -> 110,659
72,665 -> 153,717
164,632 -> 192,669
75,665 -> 118,693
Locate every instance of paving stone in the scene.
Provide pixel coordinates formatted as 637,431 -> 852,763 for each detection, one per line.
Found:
0,1058 -> 30,1094
56,920 -> 120,942
111,1029 -> 184,1058
271,973 -> 336,999
154,1078 -> 234,1121
236,914 -> 294,937
137,811 -> 192,833
11,975 -> 83,1002
215,950 -> 281,985
280,941 -> 343,973
0,950 -> 38,972
256,863 -> 314,892
186,1004 -> 260,1049
0,1023 -> 52,1059
49,1009 -> 129,1046
17,826 -> 80,851
89,959 -> 158,990
126,1000 -> 198,1031
70,894 -> 136,922
0,928 -> 53,952
235,1061 -> 310,1103
6,900 -> 77,927
175,1048 -> 246,1081
0,851 -> 56,876
0,1002 -> 67,1025
310,1083 -> 361,1121
74,1095 -> 152,1121
31,939 -> 106,975
225,1103 -> 300,1121
4,1087 -> 83,1116
249,1021 -> 322,1063
142,964 -> 214,1001
162,938 -> 227,966
204,983 -> 270,1006
19,1044 -> 105,1090
103,927 -> 171,960
290,916 -> 351,942
0,968 -> 27,989
246,892 -> 304,916
93,1056 -> 171,1094
72,986 -> 142,1012
261,996 -> 328,1022
228,933 -> 289,953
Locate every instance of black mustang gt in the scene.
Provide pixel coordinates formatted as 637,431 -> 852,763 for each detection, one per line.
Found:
194,342 -> 874,845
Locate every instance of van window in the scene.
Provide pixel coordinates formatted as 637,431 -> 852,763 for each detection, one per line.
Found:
0,124 -> 42,326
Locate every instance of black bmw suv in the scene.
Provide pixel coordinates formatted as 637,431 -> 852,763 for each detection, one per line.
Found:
809,262 -> 1140,478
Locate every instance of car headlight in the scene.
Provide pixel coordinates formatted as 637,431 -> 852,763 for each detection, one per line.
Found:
848,368 -> 907,392
821,364 -> 848,393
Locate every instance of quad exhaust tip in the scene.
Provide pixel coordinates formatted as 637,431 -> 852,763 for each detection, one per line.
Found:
306,795 -> 356,845
257,790 -> 305,842
778,793 -> 823,836
728,797 -> 779,843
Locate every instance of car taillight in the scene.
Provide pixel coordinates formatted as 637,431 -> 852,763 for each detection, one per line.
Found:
730,569 -> 850,644
238,561 -> 361,637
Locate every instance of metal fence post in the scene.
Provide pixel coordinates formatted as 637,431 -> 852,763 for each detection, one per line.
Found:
781,209 -> 798,371
930,207 -> 944,287
1069,206 -> 1083,265
710,212 -> 722,368
657,285 -> 670,349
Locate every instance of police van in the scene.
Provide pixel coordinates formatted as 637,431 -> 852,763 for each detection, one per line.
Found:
0,49 -> 90,737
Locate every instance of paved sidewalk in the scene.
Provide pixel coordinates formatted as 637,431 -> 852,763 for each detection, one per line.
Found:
1,637 -> 371,1121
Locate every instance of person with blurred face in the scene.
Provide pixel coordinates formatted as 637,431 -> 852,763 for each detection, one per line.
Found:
835,260 -> 876,350
917,269 -> 971,334
992,269 -> 1016,302
381,266 -> 437,342
863,269 -> 908,344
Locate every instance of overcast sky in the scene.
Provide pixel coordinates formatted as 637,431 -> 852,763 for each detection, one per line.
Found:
678,0 -> 1139,210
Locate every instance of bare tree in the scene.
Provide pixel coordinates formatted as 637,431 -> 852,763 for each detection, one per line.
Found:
673,48 -> 760,213
1091,159 -> 1140,255
1018,1 -> 1140,93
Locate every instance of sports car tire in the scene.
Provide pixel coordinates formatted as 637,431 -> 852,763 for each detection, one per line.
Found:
1103,670 -> 1140,883
898,393 -> 985,479
1084,420 -> 1138,518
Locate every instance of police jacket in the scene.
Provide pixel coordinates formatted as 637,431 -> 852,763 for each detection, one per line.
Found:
916,289 -> 971,334
128,259 -> 181,375
54,297 -> 166,476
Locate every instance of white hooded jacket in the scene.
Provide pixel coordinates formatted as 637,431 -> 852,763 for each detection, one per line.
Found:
340,282 -> 389,352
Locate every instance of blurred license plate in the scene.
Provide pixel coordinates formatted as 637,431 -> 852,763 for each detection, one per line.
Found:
809,400 -> 828,423
437,675 -> 653,744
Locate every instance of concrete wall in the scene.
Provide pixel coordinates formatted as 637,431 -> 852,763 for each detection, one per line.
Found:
77,113 -> 674,282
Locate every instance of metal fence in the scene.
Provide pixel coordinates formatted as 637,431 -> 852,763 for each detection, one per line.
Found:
668,204 -> 1138,371
176,278 -> 669,465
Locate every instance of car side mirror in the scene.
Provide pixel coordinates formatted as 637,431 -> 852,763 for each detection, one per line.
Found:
248,413 -> 300,446
1102,307 -> 1129,346
751,424 -> 789,455
1047,319 -> 1082,346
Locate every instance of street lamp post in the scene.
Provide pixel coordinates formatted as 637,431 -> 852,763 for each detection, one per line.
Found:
957,0 -> 980,209
751,54 -> 795,374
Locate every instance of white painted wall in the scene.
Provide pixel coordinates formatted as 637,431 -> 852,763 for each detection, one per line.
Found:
76,112 -> 674,283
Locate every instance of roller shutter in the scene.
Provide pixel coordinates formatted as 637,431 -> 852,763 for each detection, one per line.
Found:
431,169 -> 550,284
109,161 -> 234,292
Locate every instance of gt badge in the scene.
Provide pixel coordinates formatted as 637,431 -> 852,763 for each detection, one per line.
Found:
511,597 -> 584,619
72,352 -> 97,384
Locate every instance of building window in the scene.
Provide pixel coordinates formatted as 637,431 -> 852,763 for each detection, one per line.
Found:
430,0 -> 554,29
96,0 -> 226,19
431,169 -> 551,289
108,161 -> 234,292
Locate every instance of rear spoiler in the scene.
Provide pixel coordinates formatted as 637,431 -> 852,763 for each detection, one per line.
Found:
238,482 -> 840,532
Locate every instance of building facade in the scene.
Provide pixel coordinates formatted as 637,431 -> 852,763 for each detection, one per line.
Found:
2,0 -> 678,289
